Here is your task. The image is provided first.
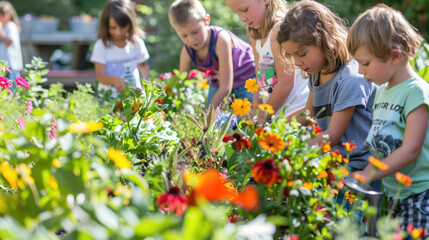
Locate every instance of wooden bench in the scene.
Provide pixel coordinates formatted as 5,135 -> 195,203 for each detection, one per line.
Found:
43,70 -> 96,89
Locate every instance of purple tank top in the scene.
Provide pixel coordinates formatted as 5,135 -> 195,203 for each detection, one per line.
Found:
185,26 -> 255,89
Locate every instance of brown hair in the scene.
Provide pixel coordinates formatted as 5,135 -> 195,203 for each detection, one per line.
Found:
277,0 -> 350,75
348,3 -> 423,61
98,0 -> 144,46
248,0 -> 286,40
0,1 -> 20,31
169,0 -> 207,27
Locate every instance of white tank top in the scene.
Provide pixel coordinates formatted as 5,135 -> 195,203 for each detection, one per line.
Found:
255,30 -> 309,117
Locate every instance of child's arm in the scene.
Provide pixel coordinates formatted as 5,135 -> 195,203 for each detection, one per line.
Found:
179,45 -> 192,73
360,104 -> 428,182
0,23 -> 12,46
307,106 -> 355,146
249,37 -> 262,119
257,24 -> 296,123
138,61 -> 150,80
94,62 -> 126,92
209,31 -> 233,108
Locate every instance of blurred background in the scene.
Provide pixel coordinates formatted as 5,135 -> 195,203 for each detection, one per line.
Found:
12,0 -> 429,73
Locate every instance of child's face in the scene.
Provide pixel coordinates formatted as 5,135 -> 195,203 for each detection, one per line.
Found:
281,40 -> 325,75
225,0 -> 267,29
353,46 -> 392,86
173,18 -> 210,51
0,13 -> 10,26
108,18 -> 130,42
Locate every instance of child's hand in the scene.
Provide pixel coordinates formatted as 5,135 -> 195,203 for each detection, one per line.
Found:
114,77 -> 126,92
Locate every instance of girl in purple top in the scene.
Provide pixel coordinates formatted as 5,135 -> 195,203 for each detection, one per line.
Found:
169,0 -> 255,108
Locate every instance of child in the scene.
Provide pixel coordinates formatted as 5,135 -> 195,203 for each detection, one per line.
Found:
348,4 -> 429,230
0,1 -> 23,81
169,0 -> 255,109
91,0 -> 150,97
225,0 -> 309,124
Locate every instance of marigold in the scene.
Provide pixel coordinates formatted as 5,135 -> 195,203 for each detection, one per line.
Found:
0,161 -> 18,189
254,127 -> 265,136
368,156 -> 388,170
353,172 -> 367,183
251,159 -> 280,187
303,182 -> 313,190
258,132 -> 285,153
322,144 -> 331,153
108,147 -> 132,170
231,98 -> 252,116
345,191 -> 356,204
244,78 -> 259,93
395,172 -> 412,186
257,104 -> 275,114
156,186 -> 187,216
69,121 -> 103,134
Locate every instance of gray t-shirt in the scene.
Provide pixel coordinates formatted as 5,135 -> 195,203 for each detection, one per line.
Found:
309,60 -> 378,169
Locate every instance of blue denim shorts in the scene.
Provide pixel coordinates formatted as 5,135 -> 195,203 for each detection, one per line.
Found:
206,83 -> 254,108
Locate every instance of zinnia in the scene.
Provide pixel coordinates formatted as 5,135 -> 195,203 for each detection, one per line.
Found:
257,132 -> 285,153
251,159 -> 280,187
156,186 -> 187,216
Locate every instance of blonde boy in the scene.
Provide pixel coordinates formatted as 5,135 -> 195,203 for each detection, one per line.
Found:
348,4 -> 429,230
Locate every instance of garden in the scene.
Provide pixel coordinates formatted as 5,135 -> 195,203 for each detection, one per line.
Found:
1,0 -> 429,240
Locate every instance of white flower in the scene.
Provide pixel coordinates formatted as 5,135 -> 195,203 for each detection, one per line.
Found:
236,215 -> 276,240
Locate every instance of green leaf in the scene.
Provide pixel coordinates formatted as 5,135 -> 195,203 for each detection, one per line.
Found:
130,86 -> 143,97
134,214 -> 180,237
94,204 -> 119,230
54,168 -> 84,194
122,98 -> 135,123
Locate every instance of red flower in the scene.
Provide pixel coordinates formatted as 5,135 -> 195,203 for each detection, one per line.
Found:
155,99 -> 163,104
407,224 -> 427,239
251,159 -> 280,187
314,125 -> 322,134
222,132 -> 251,151
156,186 -> 187,216
203,69 -> 217,77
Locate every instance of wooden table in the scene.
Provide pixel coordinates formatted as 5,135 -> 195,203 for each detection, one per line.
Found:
21,31 -> 97,70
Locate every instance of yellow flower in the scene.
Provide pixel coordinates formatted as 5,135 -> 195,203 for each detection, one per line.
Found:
322,144 -> 331,153
368,156 -> 388,170
197,79 -> 209,90
257,104 -> 275,114
0,161 -> 18,189
69,121 -> 103,134
345,191 -> 356,204
52,158 -> 61,168
16,164 -> 35,187
244,78 -> 259,93
231,98 -> 252,116
303,182 -> 313,190
257,132 -> 286,153
0,122 -> 3,132
108,147 -> 132,170
49,175 -> 58,189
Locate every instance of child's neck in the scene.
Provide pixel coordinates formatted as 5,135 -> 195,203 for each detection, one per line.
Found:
386,62 -> 417,89
111,39 -> 127,48
194,27 -> 212,62
319,71 -> 336,85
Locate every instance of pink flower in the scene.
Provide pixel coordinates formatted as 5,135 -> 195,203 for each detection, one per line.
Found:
25,101 -> 33,115
0,65 -> 11,73
24,150 -> 30,157
0,76 -> 12,88
48,117 -> 57,139
0,115 -> 3,120
188,70 -> 199,79
15,77 -> 30,89
17,116 -> 25,130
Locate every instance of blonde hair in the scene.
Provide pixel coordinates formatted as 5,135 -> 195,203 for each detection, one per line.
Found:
169,0 -> 207,27
277,0 -> 350,75
348,3 -> 424,61
98,0 -> 144,46
248,0 -> 286,40
0,1 -> 20,31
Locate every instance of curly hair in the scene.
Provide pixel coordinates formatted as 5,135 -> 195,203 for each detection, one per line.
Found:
276,0 -> 350,75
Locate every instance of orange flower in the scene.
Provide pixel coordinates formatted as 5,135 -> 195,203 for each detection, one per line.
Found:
407,224 -> 427,239
337,178 -> 345,189
368,156 -> 388,170
251,159 -> 280,187
255,127 -> 265,136
342,141 -> 357,152
353,172 -> 367,183
258,132 -> 285,153
156,186 -> 188,216
395,172 -> 412,186
322,144 -> 331,153
345,191 -> 356,204
231,98 -> 252,116
244,78 -> 259,93
257,104 -> 275,115
231,186 -> 260,211
317,170 -> 328,179
303,182 -> 313,190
